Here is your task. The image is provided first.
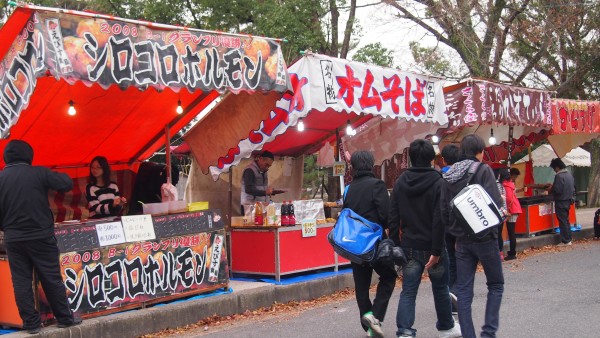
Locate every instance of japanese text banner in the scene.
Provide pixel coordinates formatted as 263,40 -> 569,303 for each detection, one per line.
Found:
206,53 -> 448,179
0,7 -> 289,138
551,99 -> 600,134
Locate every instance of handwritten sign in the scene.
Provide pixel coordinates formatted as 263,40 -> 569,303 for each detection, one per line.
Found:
301,219 -> 317,238
121,215 -> 156,242
333,162 -> 346,176
95,221 -> 126,246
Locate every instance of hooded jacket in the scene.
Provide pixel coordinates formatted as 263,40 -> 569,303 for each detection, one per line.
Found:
343,170 -> 390,235
440,159 -> 502,240
388,167 -> 444,256
0,140 -> 73,242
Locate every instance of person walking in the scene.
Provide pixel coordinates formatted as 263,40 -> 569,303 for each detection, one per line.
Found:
345,150 -> 397,338
0,140 -> 82,334
389,140 -> 461,338
440,135 -> 504,338
440,144 -> 460,313
503,168 -> 522,260
546,158 -> 576,246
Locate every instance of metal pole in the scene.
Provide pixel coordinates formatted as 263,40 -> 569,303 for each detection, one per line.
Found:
165,125 -> 172,185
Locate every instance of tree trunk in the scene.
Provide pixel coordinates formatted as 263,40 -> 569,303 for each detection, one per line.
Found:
587,140 -> 600,207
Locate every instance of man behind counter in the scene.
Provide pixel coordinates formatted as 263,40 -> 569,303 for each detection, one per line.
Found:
240,150 -> 275,214
0,140 -> 81,334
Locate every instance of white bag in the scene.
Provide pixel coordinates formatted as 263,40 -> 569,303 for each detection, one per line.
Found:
451,184 -> 502,235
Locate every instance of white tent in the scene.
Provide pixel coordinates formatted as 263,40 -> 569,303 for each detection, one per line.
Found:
515,144 -> 590,167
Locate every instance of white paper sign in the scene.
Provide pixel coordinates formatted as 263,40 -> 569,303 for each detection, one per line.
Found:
301,219 -> 317,238
95,221 -> 126,246
121,215 -> 156,242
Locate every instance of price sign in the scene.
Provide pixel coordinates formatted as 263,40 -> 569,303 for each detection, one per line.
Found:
121,215 -> 156,242
333,161 -> 346,176
95,221 -> 126,246
301,219 -> 317,238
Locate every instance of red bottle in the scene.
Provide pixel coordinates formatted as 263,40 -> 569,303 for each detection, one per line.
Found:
281,201 -> 289,226
288,201 -> 296,225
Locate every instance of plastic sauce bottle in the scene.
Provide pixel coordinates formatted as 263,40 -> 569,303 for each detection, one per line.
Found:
254,201 -> 263,225
288,201 -> 296,226
281,201 -> 289,226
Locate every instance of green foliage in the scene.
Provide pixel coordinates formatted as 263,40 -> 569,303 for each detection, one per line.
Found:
352,42 -> 394,68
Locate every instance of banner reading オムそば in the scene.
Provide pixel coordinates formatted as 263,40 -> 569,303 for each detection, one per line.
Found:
0,6 -> 289,138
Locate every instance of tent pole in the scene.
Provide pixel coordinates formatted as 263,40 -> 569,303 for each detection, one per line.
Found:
165,125 -> 171,185
336,128 -> 344,200
508,126 -> 514,167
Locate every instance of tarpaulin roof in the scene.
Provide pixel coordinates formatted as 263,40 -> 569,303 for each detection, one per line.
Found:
515,144 -> 590,167
0,5 -> 291,176
547,99 -> 600,157
184,53 -> 449,179
439,79 -> 553,162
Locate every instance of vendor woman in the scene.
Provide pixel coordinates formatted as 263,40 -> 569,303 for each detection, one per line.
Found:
86,156 -> 126,218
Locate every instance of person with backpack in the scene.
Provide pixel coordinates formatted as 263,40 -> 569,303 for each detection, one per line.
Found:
440,135 -> 504,338
389,140 -> 461,338
344,151 -> 397,338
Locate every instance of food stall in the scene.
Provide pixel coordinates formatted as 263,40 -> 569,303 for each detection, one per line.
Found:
511,99 -> 600,236
0,4 -> 290,327
182,53 -> 449,280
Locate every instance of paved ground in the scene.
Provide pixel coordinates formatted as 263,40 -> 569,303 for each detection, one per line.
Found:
176,237 -> 600,338
6,207 -> 598,338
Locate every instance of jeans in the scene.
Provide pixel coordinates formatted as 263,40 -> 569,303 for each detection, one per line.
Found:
505,221 -> 517,256
555,200 -> 572,243
351,261 -> 397,331
445,232 -> 457,293
455,238 -> 504,338
396,248 -> 455,337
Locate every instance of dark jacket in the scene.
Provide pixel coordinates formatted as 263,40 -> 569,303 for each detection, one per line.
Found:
0,140 -> 73,242
440,159 -> 502,240
343,170 -> 390,235
550,170 -> 575,201
389,167 -> 444,256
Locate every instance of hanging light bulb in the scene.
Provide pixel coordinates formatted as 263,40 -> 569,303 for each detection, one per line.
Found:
297,118 -> 305,132
176,100 -> 183,114
67,100 -> 76,116
489,128 -> 497,145
346,120 -> 356,136
431,135 -> 440,144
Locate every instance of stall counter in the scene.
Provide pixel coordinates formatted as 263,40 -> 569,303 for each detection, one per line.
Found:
514,196 -> 576,237
230,223 -> 349,282
0,210 -> 229,328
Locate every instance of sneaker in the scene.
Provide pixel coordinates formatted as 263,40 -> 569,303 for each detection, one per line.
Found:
57,317 -> 82,328
504,254 -> 517,261
557,241 -> 572,247
438,321 -> 462,338
397,335 -> 413,338
26,326 -> 41,334
361,312 -> 384,338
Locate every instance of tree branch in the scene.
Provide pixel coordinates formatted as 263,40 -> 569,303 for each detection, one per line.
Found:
340,0 -> 356,58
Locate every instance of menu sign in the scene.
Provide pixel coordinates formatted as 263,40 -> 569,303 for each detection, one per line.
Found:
121,215 -> 156,242
95,221 -> 126,246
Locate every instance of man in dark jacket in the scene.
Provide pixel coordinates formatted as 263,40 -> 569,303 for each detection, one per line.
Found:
0,140 -> 81,334
344,150 -> 396,338
389,139 -> 461,338
440,135 -> 503,338
547,158 -> 576,245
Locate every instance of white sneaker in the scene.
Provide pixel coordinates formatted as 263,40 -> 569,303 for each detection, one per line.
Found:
557,241 -> 572,246
438,321 -> 462,338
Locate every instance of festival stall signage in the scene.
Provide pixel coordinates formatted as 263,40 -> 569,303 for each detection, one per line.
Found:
206,53 -> 448,179
0,5 -> 289,138
44,210 -> 228,318
441,80 -> 553,163
547,99 -> 600,157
